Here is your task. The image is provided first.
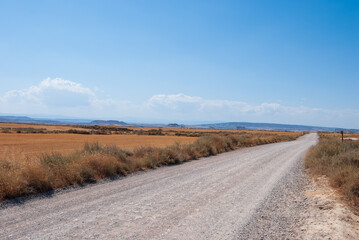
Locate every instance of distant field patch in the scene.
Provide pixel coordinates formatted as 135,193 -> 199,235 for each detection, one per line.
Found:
0,133 -> 198,157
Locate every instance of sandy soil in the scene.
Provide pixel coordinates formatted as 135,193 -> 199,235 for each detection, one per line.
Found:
344,137 -> 359,141
301,176 -> 359,239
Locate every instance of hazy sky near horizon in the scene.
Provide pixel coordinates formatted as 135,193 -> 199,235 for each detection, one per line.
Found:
0,1 -> 358,128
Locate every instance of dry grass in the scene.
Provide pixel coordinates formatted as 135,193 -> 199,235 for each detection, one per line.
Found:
305,133 -> 359,206
0,122 -> 301,157
0,129 -> 302,201
0,122 -> 301,134
0,122 -> 86,132
0,133 -> 198,157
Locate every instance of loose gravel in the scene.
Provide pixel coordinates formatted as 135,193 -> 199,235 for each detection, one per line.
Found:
236,148 -> 312,239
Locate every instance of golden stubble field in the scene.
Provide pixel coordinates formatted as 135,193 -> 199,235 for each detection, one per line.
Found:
0,122 -> 199,158
0,122 -> 299,159
0,133 -> 198,157
0,122 -> 304,200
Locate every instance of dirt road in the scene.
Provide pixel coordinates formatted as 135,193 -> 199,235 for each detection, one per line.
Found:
0,133 -> 317,239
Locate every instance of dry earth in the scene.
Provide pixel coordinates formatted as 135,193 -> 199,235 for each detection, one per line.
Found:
344,138 -> 359,141
301,176 -> 359,239
0,133 -> 319,239
0,133 -> 197,157
0,122 -> 85,131
1,132 -> 358,239
0,122 -> 300,134
0,122 -> 298,158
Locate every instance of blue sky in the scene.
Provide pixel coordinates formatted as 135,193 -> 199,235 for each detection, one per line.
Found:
0,0 -> 358,128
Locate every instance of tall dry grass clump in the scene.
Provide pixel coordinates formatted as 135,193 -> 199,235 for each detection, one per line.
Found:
305,136 -> 359,206
0,132 -> 302,200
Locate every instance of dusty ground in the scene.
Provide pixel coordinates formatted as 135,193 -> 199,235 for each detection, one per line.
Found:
1,132 -> 358,239
0,134 -> 317,239
0,133 -> 198,157
320,132 -> 359,140
344,137 -> 359,141
301,176 -> 359,239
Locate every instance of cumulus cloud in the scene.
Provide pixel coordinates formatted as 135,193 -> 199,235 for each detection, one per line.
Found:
38,78 -> 95,95
141,93 -> 359,128
1,78 -> 96,107
1,79 -> 358,128
145,93 -> 282,116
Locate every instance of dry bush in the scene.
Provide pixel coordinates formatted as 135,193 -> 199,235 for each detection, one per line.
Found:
22,160 -> 51,193
305,136 -> 359,206
0,132 -> 302,201
0,160 -> 27,199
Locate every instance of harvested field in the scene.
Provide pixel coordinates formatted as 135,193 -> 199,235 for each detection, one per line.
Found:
0,122 -> 300,135
0,133 -> 198,157
0,122 -> 84,132
0,124 -> 303,200
0,133 -> 316,239
0,122 -> 302,158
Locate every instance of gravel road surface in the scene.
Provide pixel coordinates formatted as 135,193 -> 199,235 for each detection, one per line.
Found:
0,133 -> 318,239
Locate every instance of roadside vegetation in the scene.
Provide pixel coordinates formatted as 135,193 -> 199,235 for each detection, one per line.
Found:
0,132 -> 302,200
305,133 -> 359,206
0,123 -> 299,137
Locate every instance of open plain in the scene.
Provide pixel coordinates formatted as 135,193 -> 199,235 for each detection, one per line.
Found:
0,133 -> 198,157
0,122 -> 298,157
0,133 -> 317,239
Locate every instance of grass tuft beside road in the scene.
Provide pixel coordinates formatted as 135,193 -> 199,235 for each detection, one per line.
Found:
305,134 -> 359,206
0,132 -> 301,201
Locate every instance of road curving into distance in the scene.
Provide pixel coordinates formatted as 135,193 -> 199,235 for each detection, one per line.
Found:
0,133 -> 318,239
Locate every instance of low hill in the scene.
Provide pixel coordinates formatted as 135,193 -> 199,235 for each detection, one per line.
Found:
192,122 -> 359,133
0,115 -> 358,133
0,116 -> 61,124
89,120 -> 128,126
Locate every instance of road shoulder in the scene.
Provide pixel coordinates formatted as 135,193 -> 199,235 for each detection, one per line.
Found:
301,175 -> 359,239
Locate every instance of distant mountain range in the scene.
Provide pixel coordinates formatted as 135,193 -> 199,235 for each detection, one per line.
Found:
190,122 -> 358,133
0,115 -> 358,133
0,116 -> 62,124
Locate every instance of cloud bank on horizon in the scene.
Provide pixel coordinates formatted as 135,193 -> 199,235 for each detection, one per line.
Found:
1,78 -> 358,129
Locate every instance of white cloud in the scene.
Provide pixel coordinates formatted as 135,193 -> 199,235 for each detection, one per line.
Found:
1,78 -> 96,107
39,78 -> 95,96
144,93 -> 282,115
0,78 -> 133,116
140,93 -> 359,128
1,79 -> 359,128
146,94 -> 202,109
